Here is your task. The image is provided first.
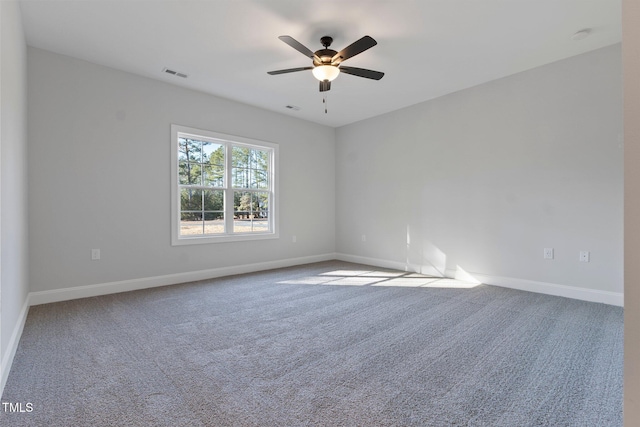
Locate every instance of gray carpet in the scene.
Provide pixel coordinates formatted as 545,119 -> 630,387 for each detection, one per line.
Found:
0,261 -> 623,426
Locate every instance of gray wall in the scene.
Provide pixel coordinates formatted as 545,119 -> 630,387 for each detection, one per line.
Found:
27,47 -> 336,292
336,45 -> 622,296
0,0 -> 29,385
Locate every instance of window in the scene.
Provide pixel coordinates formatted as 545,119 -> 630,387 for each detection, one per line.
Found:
171,125 -> 278,245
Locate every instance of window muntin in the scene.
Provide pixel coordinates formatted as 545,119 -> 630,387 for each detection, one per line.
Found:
171,125 -> 278,245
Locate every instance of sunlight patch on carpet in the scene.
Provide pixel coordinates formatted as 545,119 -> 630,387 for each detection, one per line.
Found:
278,269 -> 480,289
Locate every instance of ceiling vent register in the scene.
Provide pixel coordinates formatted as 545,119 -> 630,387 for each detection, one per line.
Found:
163,68 -> 188,78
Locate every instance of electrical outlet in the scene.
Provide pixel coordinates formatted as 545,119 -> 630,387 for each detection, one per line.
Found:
544,248 -> 554,259
361,234 -> 367,242
580,251 -> 590,263
91,248 -> 101,260
292,235 -> 297,243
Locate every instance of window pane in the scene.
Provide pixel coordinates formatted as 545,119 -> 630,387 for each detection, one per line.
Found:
234,191 -> 251,216
256,192 -> 269,212
233,217 -> 269,233
249,149 -> 257,169
202,141 -> 224,165
232,146 -> 251,169
253,169 -> 268,189
233,168 -> 269,189
203,190 -> 224,211
231,146 -> 269,189
179,161 -> 202,185
255,149 -> 268,171
233,218 -> 251,233
180,188 -> 202,211
231,147 -> 251,188
232,167 -> 249,188
250,219 -> 269,232
233,191 -> 269,233
180,138 -> 203,162
204,211 -> 224,234
204,211 -> 224,220
203,164 -> 224,187
212,145 -> 225,166
178,138 -> 188,161
180,211 -> 203,236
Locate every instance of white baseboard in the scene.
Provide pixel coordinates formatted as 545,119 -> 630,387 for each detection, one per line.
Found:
1,295 -> 30,395
26,252 -> 625,308
336,253 -> 623,306
29,253 -> 336,306
451,269 -> 624,307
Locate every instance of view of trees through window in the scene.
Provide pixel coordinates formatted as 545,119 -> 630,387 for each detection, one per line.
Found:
178,136 -> 271,236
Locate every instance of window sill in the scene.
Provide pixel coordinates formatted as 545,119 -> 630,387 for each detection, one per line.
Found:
171,232 -> 279,246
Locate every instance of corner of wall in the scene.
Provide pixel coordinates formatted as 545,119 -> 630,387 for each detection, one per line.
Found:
0,0 -> 29,398
0,297 -> 29,394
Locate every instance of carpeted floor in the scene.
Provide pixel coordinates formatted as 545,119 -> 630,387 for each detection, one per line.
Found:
0,261 -> 623,426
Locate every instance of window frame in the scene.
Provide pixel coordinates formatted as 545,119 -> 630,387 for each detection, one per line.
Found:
171,124 -> 279,245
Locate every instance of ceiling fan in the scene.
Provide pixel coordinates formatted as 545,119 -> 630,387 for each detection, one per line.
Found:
267,35 -> 384,92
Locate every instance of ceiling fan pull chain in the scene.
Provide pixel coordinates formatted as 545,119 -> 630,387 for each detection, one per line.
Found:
324,93 -> 328,114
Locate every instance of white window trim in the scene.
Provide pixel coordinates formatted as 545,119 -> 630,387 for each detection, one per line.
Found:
171,124 -> 279,245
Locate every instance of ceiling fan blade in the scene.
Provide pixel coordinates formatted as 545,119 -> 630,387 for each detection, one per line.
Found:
332,36 -> 377,64
278,36 -> 320,61
339,66 -> 384,80
267,67 -> 313,75
319,80 -> 331,92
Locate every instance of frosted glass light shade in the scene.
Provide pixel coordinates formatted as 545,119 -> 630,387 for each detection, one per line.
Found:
312,65 -> 340,82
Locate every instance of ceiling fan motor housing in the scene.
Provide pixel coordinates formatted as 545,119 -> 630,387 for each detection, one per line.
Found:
315,36 -> 338,65
314,48 -> 338,66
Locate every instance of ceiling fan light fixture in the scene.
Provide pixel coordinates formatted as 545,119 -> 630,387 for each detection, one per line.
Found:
312,65 -> 340,82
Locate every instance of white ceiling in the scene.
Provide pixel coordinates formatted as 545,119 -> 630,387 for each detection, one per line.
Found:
18,0 -> 621,128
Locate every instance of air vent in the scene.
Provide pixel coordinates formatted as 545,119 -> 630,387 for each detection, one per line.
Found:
285,105 -> 301,111
162,68 -> 188,78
